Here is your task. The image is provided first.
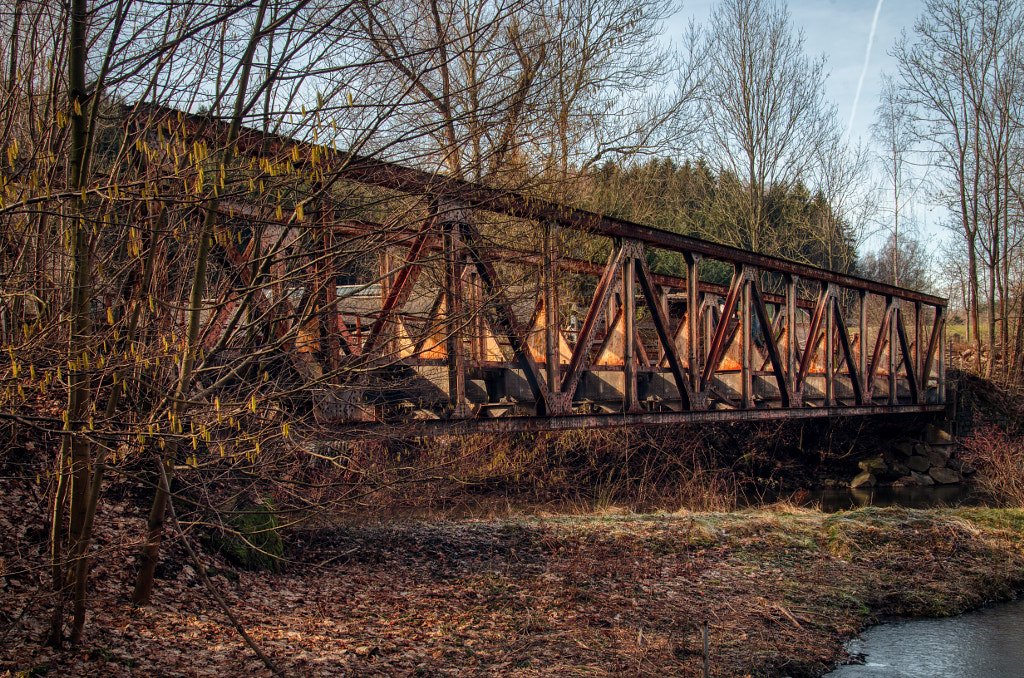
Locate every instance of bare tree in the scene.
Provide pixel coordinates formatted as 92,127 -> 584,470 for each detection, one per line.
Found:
696,0 -> 837,256
872,76 -> 918,288
892,0 -> 1024,372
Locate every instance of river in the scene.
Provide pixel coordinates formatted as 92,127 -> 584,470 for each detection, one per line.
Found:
824,597 -> 1024,677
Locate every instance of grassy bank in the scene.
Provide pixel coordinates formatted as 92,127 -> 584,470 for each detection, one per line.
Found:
4,492 -> 1024,677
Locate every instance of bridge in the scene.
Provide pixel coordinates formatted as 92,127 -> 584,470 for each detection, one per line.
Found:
129,106 -> 947,437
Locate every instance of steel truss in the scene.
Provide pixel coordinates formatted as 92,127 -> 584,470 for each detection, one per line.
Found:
127,105 -> 946,435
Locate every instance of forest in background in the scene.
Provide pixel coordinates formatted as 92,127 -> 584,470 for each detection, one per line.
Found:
0,0 -> 1021,657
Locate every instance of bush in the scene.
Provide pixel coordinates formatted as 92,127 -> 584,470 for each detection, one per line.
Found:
960,425 -> 1024,506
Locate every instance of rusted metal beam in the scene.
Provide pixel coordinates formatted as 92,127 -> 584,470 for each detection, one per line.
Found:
700,268 -> 744,391
543,222 -> 560,398
560,243 -> 628,402
795,284 -> 831,395
636,253 -> 693,409
741,276 -> 752,408
362,216 -> 434,354
622,247 -> 639,412
441,206 -> 469,418
328,403 -> 946,438
750,278 -> 791,407
833,303 -> 864,406
889,298 -> 899,406
825,288 -> 834,407
686,254 -> 702,397
920,306 -> 943,390
896,307 -> 920,404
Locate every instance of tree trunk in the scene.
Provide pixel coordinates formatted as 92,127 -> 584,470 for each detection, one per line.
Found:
132,0 -> 270,603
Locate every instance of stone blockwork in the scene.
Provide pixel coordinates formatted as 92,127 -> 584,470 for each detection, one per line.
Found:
850,423 -> 974,488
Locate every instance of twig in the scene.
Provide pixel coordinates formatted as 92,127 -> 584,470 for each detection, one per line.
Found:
773,602 -> 804,630
160,462 -> 289,678
314,546 -> 360,567
702,621 -> 709,678
0,585 -> 44,646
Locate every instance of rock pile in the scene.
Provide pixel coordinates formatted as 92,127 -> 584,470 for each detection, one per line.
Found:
851,423 -> 974,488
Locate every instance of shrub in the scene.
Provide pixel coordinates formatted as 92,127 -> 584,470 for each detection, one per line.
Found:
960,425 -> 1024,506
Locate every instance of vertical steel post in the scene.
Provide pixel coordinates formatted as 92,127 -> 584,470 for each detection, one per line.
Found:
622,247 -> 639,412
686,253 -> 701,395
785,274 -> 797,399
741,275 -> 752,408
915,301 -> 923,381
704,295 -> 714,372
470,270 -> 483,361
825,287 -> 834,406
939,309 -> 946,404
657,284 -> 669,362
859,290 -> 868,399
543,222 -> 560,393
888,297 -> 898,406
442,204 -> 467,417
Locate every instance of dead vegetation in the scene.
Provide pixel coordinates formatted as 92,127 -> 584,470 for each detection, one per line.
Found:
4,461 -> 1024,678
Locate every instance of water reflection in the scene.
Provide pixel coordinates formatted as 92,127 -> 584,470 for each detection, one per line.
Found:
825,598 -> 1024,677
748,484 -> 983,513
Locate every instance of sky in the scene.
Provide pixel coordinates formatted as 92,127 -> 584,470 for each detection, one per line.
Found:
663,0 -> 938,249
665,0 -> 925,148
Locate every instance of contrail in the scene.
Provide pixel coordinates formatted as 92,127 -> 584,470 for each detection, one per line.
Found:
846,0 -> 885,143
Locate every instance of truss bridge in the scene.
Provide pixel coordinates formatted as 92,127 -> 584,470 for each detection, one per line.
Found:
131,106 -> 947,437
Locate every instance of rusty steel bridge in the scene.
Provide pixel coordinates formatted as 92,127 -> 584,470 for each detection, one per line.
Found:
132,106 -> 947,436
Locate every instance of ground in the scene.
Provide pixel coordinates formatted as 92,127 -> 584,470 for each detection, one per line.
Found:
4,471 -> 1024,678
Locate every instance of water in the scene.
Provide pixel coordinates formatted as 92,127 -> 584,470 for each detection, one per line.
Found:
825,597 -> 1024,677
800,485 -> 984,512
746,484 -> 985,513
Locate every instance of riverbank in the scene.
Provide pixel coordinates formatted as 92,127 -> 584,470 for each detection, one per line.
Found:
4,494 -> 1024,677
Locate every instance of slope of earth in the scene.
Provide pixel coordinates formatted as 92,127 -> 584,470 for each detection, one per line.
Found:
3,472 -> 1024,678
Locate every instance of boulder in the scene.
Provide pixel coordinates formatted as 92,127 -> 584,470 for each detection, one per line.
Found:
929,467 -> 962,485
925,423 -> 954,445
851,471 -> 877,489
913,443 -> 929,457
894,475 -> 917,487
895,442 -> 915,457
858,457 -> 888,475
948,459 -> 976,476
891,462 -> 910,477
927,450 -> 948,468
906,455 -> 931,473
911,471 -> 935,486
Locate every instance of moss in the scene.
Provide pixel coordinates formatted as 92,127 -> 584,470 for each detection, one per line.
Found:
209,500 -> 284,572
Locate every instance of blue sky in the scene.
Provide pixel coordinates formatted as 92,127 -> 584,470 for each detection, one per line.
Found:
665,0 -> 926,148
664,1 -> 944,253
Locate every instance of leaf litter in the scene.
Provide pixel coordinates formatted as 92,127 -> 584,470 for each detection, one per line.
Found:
4,471 -> 1024,678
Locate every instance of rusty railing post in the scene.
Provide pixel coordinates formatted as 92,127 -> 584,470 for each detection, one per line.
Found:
785,274 -> 797,402
741,270 -> 752,408
859,290 -> 868,401
623,242 -> 639,413
888,296 -> 898,406
825,286 -> 834,407
543,221 -> 560,400
441,199 -> 469,418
